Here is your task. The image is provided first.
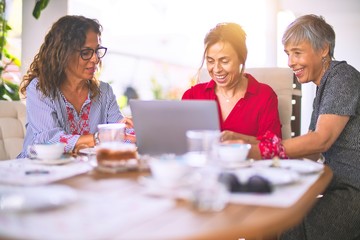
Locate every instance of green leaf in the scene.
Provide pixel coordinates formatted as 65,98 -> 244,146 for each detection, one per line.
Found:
2,80 -> 20,100
41,0 -> 50,10
0,84 -> 6,100
32,1 -> 42,19
32,0 -> 50,19
12,57 -> 21,66
5,24 -> 12,31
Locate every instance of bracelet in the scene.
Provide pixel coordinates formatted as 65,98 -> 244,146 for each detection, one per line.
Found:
93,131 -> 100,146
257,131 -> 288,159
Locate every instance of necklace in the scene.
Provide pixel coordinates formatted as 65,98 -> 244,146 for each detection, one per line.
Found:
217,77 -> 244,103
219,90 -> 234,103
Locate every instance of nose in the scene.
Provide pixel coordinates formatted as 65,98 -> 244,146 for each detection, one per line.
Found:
90,52 -> 100,63
288,55 -> 295,68
214,61 -> 223,73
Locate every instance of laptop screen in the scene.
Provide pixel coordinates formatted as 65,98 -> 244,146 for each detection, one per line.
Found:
129,99 -> 220,156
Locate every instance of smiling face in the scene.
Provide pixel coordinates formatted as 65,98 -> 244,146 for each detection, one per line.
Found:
65,30 -> 101,82
206,41 -> 242,88
284,40 -> 328,86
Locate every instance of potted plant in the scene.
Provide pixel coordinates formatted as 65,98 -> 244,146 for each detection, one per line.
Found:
0,0 -> 49,100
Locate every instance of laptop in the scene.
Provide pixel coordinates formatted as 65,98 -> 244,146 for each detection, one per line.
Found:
129,99 -> 220,156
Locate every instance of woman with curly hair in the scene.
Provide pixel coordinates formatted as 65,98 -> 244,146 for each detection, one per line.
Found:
18,15 -> 135,158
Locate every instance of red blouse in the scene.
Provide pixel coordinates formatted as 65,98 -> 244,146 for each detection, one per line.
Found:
182,73 -> 282,138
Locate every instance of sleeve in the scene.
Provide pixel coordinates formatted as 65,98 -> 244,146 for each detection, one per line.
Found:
181,88 -> 194,100
257,89 -> 282,138
320,66 -> 360,116
103,82 -> 124,122
25,80 -> 80,153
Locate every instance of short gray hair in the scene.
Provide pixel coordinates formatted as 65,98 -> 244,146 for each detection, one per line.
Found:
282,14 -> 335,58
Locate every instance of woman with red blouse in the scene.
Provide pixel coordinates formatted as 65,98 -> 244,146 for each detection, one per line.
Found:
182,23 -> 281,143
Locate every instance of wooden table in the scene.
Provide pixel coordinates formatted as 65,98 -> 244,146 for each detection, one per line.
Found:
0,163 -> 332,240
54,165 -> 332,240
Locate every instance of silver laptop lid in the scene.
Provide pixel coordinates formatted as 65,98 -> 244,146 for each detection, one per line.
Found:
129,99 -> 220,156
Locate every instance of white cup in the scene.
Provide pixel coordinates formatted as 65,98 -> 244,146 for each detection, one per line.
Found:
98,123 -> 126,143
216,143 -> 251,163
27,143 -> 66,160
148,154 -> 190,187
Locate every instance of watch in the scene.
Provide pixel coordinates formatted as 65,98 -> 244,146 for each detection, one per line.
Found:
93,131 -> 100,145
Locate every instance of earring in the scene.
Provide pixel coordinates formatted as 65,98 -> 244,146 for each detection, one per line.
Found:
322,57 -> 329,73
239,64 -> 244,74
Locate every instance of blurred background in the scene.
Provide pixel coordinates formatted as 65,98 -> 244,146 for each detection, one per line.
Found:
4,0 -> 360,133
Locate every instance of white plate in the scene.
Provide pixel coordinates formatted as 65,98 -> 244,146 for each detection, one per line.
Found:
219,160 -> 253,169
252,159 -> 324,174
78,147 -> 97,155
233,167 -> 300,186
0,184 -> 78,212
32,157 -> 75,165
89,158 -> 139,173
138,175 -> 193,190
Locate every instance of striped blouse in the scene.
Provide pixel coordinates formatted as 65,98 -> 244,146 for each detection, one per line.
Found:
17,78 -> 124,158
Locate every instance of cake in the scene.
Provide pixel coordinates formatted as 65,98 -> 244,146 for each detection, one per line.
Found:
96,142 -> 138,169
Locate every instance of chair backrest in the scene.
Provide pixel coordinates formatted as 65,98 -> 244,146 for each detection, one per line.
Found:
199,67 -> 294,139
0,100 -> 26,160
246,68 -> 294,139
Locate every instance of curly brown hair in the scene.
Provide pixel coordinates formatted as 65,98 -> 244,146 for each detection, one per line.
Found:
20,15 -> 103,99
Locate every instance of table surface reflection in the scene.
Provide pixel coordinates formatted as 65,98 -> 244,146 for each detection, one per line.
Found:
0,163 -> 333,240
64,164 -> 332,240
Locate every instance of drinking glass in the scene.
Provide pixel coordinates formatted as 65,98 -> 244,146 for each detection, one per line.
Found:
191,166 -> 229,212
97,123 -> 126,143
185,130 -> 220,167
185,130 -> 228,212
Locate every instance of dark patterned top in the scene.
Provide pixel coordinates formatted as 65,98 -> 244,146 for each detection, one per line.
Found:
309,60 -> 360,188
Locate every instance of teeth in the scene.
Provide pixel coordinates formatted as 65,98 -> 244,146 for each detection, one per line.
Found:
293,69 -> 303,74
215,75 -> 226,79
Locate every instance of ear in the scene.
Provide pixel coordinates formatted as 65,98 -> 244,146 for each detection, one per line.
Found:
321,44 -> 330,58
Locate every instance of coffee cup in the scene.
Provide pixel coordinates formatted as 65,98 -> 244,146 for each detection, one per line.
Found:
27,142 -> 66,160
147,154 -> 190,187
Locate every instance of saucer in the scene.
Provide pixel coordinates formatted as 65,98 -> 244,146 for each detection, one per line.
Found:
252,159 -> 324,174
78,147 -> 97,155
89,158 -> 139,173
32,157 -> 75,165
219,160 -> 253,169
0,184 -> 78,212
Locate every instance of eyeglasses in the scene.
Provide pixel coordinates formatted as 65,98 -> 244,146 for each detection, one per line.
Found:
79,46 -> 107,60
218,172 -> 273,193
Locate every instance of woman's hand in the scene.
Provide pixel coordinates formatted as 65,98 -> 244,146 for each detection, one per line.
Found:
220,130 -> 258,144
120,116 -> 134,128
120,117 -> 136,143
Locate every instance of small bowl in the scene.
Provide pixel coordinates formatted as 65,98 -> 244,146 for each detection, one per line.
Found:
217,143 -> 251,163
147,154 -> 190,187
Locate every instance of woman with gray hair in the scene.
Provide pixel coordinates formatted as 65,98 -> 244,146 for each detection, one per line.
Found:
278,14 -> 360,240
234,14 -> 360,239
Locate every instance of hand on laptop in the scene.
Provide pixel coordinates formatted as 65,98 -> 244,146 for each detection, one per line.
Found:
220,130 -> 258,144
120,117 -> 136,143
